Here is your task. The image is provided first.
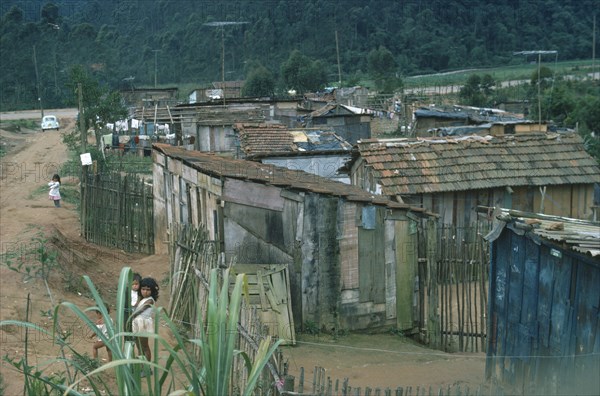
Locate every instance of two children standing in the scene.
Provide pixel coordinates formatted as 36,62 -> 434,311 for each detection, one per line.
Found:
91,272 -> 160,368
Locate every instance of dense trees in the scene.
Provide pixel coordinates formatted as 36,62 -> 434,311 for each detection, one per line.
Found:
367,46 -> 402,94
0,0 -> 598,112
459,74 -> 496,107
280,50 -> 327,95
242,63 -> 275,97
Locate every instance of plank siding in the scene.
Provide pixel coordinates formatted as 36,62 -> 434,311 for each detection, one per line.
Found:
488,223 -> 600,395
340,203 -> 359,290
154,145 -> 434,334
358,208 -> 385,304
395,219 -> 418,330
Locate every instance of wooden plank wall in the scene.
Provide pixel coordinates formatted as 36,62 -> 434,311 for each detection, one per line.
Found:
487,228 -> 600,395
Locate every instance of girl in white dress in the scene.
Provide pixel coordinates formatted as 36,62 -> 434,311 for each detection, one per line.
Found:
130,277 -> 159,363
47,174 -> 61,208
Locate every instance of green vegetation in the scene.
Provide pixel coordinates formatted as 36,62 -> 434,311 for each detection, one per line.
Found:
0,119 -> 39,132
0,266 -> 282,395
1,1 -> 598,109
405,60 -> 596,89
2,233 -> 59,305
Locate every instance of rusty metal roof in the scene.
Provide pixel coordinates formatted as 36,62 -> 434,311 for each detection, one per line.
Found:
354,133 -> 600,195
153,143 -> 432,215
484,207 -> 600,257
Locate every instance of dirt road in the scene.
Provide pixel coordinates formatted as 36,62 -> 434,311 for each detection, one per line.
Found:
0,111 -> 486,395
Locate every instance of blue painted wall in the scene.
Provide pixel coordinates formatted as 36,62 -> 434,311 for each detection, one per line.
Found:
487,225 -> 600,395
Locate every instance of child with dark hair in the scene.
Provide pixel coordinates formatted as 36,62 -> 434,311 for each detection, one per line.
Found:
131,277 -> 159,367
48,174 -> 61,207
130,272 -> 142,307
90,305 -> 113,362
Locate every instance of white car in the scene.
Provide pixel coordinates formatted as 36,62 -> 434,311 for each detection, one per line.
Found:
41,115 -> 60,131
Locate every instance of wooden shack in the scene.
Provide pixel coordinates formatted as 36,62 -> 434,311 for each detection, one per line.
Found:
152,143 -> 434,335
306,103 -> 372,144
347,133 -> 600,227
484,208 -> 600,396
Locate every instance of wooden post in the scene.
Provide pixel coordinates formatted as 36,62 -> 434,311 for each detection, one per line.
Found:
78,82 -> 86,150
426,218 -> 439,349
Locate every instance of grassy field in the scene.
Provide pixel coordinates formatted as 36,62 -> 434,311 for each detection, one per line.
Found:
404,59 -> 597,89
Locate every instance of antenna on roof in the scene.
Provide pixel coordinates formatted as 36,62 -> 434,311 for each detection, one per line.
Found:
204,21 -> 249,106
513,50 -> 558,132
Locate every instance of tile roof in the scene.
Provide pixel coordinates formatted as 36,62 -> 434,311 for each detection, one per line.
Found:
234,123 -> 352,158
153,144 -> 431,215
353,133 -> 600,195
484,207 -> 600,257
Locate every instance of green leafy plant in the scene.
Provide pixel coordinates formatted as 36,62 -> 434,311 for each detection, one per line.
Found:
2,234 -> 59,307
302,320 -> 320,335
1,266 -> 282,395
191,268 -> 283,396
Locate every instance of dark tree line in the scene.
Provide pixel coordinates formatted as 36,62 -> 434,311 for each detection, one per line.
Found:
0,0 -> 598,110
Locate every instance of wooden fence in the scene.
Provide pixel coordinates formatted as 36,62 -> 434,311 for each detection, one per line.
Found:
419,223 -> 490,353
80,168 -> 154,254
168,224 -> 282,395
280,366 -> 499,396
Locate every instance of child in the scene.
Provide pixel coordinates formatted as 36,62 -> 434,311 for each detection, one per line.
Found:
90,307 -> 113,362
131,272 -> 142,307
131,277 -> 159,365
48,174 -> 61,208
125,272 -> 142,343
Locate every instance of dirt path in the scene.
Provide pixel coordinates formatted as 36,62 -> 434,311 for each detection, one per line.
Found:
0,114 -> 169,395
0,111 -> 486,395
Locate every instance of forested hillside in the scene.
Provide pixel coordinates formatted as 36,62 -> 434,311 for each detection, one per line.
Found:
0,0 -> 597,110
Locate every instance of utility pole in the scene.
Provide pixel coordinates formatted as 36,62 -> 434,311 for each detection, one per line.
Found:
204,21 -> 248,105
593,14 -> 597,80
153,50 -> 160,88
537,52 -> 542,129
513,50 -> 558,132
33,45 -> 44,118
335,30 -> 342,87
221,27 -> 225,103
78,82 -> 86,150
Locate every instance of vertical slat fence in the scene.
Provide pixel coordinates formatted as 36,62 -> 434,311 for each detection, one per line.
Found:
419,222 -> 490,353
80,168 -> 154,254
280,366 -> 500,396
168,224 -> 282,395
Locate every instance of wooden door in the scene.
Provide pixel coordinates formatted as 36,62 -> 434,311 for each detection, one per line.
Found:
234,264 -> 296,345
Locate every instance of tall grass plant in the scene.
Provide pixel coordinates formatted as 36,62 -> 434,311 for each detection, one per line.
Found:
0,266 -> 281,395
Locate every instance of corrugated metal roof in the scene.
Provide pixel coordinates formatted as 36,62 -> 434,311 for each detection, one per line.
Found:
415,105 -> 526,123
484,207 -> 600,257
308,103 -> 366,118
354,133 -> 600,195
153,143 -> 432,215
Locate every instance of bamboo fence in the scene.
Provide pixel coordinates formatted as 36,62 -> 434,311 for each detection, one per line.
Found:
80,168 -> 154,254
419,223 -> 490,353
168,224 -> 283,395
279,365 -> 498,396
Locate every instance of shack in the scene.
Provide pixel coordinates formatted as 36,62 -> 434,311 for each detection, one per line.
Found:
346,133 -> 600,226
484,208 -> 600,396
152,143 -> 434,334
305,103 -> 372,144
233,122 -> 352,183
